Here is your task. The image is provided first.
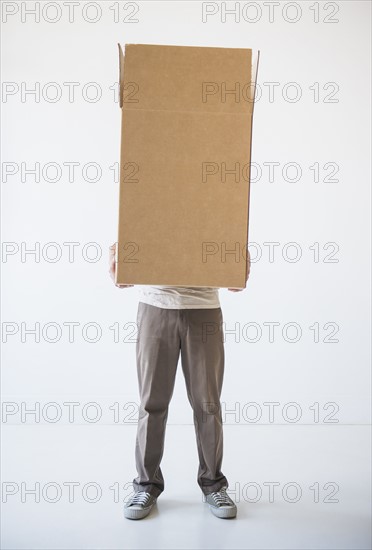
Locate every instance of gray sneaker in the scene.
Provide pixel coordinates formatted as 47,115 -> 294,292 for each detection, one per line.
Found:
205,486 -> 237,518
124,491 -> 158,520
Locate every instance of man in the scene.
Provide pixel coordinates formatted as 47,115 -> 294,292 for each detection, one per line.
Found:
109,243 -> 251,519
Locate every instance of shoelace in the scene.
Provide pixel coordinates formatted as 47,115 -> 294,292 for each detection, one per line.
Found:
131,491 -> 153,506
210,487 -> 233,507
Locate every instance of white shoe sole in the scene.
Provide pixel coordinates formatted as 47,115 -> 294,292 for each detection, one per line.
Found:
124,502 -> 157,520
208,504 -> 237,518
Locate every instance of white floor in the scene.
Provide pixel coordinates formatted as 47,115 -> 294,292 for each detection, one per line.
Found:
1,424 -> 371,549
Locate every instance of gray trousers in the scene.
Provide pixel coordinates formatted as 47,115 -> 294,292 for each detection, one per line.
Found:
132,301 -> 228,497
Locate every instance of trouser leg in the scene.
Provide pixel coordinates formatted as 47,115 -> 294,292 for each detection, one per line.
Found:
133,302 -> 181,498
180,307 -> 228,496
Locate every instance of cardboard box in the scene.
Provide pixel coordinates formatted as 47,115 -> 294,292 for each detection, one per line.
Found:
116,43 -> 260,288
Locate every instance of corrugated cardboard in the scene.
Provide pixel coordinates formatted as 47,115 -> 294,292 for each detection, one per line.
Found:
116,43 -> 260,288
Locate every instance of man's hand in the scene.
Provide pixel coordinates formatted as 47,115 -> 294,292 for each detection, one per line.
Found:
227,248 -> 251,292
109,243 -> 134,288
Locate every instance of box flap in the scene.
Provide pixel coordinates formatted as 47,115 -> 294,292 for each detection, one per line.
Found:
121,43 -> 254,115
117,42 -> 125,109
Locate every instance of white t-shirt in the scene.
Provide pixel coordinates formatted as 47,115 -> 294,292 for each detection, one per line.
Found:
137,285 -> 220,309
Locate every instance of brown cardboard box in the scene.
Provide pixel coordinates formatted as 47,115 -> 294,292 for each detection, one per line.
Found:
116,43 -> 260,288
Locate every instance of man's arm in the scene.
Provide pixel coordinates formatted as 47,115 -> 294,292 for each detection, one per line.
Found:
227,248 -> 251,293
108,243 -> 134,288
